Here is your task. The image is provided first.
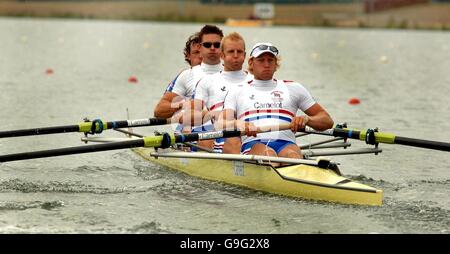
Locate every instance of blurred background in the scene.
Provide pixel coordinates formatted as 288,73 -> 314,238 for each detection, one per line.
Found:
0,0 -> 449,30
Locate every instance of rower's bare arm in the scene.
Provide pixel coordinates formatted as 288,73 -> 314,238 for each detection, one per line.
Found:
304,103 -> 334,131
178,99 -> 207,126
190,99 -> 209,123
187,99 -> 217,126
216,109 -> 236,131
153,92 -> 184,118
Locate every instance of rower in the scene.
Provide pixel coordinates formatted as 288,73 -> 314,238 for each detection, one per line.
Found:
153,25 -> 224,127
192,32 -> 252,153
217,42 -> 334,161
183,32 -> 202,67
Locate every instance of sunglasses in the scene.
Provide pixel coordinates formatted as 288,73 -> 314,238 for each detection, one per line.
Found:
202,42 -> 221,49
251,44 -> 279,56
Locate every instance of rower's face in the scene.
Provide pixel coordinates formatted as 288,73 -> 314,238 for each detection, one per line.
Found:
250,53 -> 277,80
188,42 -> 202,67
221,39 -> 246,71
200,34 -> 222,65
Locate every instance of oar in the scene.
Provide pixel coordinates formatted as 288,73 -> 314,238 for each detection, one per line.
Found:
303,126 -> 450,152
0,124 -> 289,163
0,118 -> 170,138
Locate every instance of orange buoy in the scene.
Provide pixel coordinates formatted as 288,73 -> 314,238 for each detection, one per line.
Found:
128,76 -> 138,83
45,68 -> 54,75
348,97 -> 360,105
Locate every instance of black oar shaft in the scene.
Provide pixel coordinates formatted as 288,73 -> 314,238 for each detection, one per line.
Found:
394,136 -> 450,152
0,125 -> 80,138
0,139 -> 145,163
0,118 -> 169,138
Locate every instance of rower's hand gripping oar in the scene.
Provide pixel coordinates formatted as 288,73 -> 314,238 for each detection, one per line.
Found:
0,124 -> 291,163
303,126 -> 450,152
0,118 -> 170,138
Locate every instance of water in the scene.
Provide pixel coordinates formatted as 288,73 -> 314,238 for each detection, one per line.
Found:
0,17 -> 449,234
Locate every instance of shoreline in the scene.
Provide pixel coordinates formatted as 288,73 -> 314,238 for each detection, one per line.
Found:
0,1 -> 449,30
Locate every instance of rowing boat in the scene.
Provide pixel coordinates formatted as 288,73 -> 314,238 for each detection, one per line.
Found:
132,147 -> 383,206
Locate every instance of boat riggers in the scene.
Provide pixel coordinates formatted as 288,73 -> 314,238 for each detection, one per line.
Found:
303,126 -> 450,152
0,117 -> 170,138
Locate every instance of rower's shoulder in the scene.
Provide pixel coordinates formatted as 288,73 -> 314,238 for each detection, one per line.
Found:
181,65 -> 202,74
279,79 -> 305,87
280,79 -> 299,84
174,67 -> 194,79
199,71 -> 221,84
245,73 -> 254,83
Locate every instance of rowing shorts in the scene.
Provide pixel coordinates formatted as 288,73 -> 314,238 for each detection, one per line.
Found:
241,139 -> 296,154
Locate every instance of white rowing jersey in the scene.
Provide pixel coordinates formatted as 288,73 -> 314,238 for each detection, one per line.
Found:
165,62 -> 223,98
223,79 -> 316,145
194,70 -> 252,112
193,70 -> 252,152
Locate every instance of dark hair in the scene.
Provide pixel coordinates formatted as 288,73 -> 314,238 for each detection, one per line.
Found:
198,24 -> 224,43
183,32 -> 201,65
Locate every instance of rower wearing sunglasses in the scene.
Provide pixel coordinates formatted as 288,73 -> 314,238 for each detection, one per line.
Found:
154,25 -> 224,131
217,42 -> 334,161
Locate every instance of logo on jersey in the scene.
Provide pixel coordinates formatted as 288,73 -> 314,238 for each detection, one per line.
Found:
249,94 -> 255,100
220,86 -> 226,92
271,90 -> 284,103
254,102 -> 283,109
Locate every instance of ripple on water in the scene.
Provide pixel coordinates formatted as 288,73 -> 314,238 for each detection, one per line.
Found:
0,178 -> 150,194
0,200 -> 64,211
348,175 -> 450,231
347,174 -> 402,191
368,199 -> 450,233
125,221 -> 172,234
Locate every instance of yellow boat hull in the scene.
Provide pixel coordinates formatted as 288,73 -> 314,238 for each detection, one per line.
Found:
133,148 -> 383,206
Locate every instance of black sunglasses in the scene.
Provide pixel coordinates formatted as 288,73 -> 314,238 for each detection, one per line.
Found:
202,42 -> 221,49
251,44 -> 279,56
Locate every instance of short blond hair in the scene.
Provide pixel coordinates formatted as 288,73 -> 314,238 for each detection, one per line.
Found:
221,32 -> 245,53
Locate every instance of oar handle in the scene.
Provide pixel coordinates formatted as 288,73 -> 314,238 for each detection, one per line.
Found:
256,123 -> 292,133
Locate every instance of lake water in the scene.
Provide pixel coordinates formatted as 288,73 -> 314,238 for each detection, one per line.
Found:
0,17 -> 449,234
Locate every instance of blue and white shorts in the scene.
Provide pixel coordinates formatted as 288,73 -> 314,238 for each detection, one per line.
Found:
241,139 -> 296,154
